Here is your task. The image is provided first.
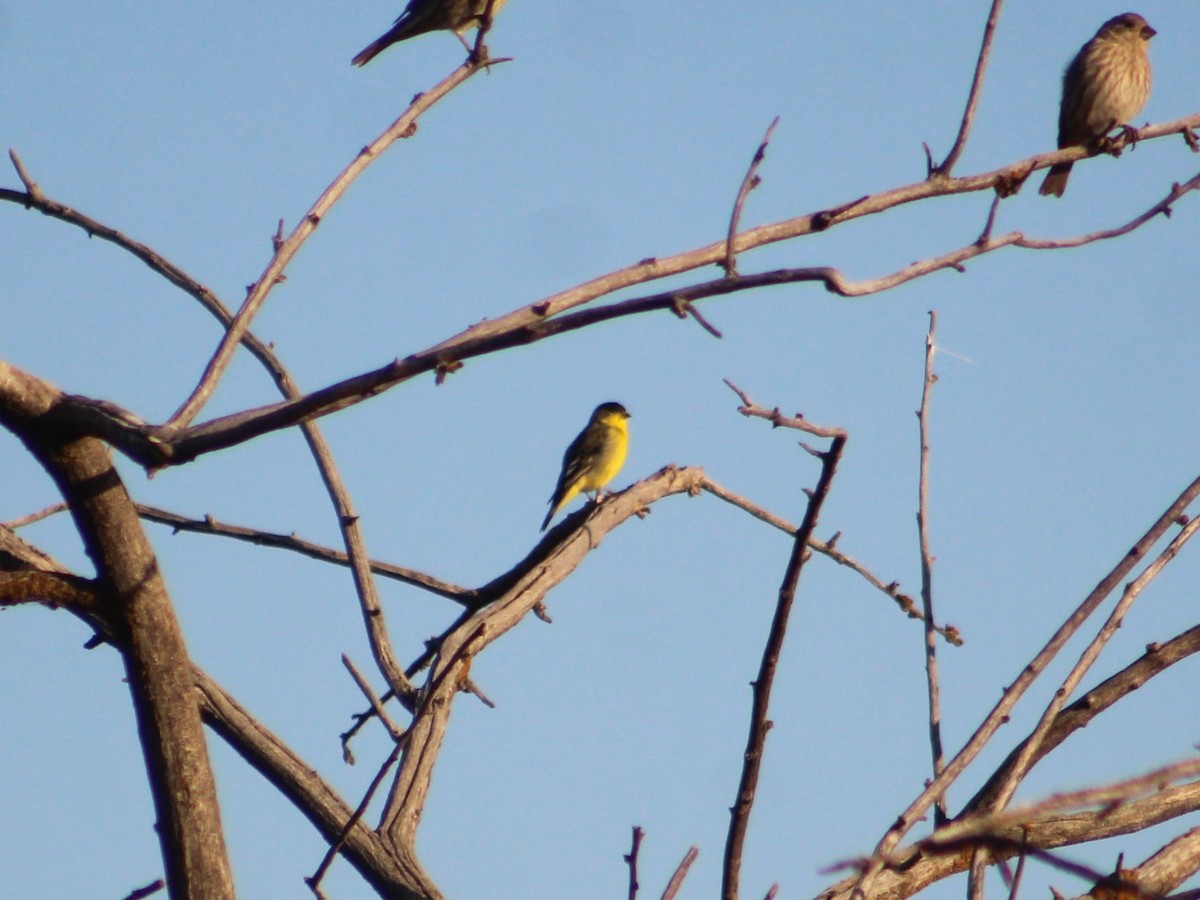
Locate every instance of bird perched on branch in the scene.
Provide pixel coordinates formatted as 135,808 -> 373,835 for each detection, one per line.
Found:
541,403 -> 631,531
352,0 -> 509,66
1040,12 -> 1155,198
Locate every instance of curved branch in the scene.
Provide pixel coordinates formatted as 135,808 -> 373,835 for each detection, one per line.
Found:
0,366 -> 233,897
163,57 -> 503,431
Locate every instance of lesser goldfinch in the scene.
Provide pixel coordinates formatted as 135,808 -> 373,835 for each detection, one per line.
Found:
352,0 -> 509,66
1040,13 -> 1155,198
541,402 -> 631,531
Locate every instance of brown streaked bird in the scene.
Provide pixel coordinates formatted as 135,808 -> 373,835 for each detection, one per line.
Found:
352,0 -> 509,66
1040,12 -> 1155,198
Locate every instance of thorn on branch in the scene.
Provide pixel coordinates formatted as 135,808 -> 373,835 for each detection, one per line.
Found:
1184,127 -> 1199,152
812,195 -> 868,231
923,142 -> 935,179
435,360 -> 463,384
122,879 -> 166,900
672,297 -> 723,338
533,602 -> 553,623
272,219 -> 285,252
463,676 -> 496,708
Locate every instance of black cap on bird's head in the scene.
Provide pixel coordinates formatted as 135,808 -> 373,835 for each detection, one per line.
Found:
593,402 -> 630,419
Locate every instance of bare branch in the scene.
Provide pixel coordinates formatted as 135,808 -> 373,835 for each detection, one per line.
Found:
724,117 -> 780,276
306,742 -> 404,898
724,378 -> 847,439
820,782 -> 1200,900
916,312 -> 948,826
0,367 -> 234,896
10,125 -> 1199,470
934,0 -> 1006,175
1129,825 -> 1200,897
723,420 -> 847,899
698,475 -> 961,643
850,474 -> 1200,897
982,515 -> 1200,815
625,826 -> 643,900
662,846 -> 699,900
342,655 -> 405,742
164,57 -> 504,431
136,504 -> 476,604
1,501 -> 67,529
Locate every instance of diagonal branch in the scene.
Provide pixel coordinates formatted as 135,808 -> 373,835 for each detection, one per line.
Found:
963,621 -> 1200,816
722,403 -> 847,900
849,473 -> 1200,897
135,504 -> 476,604
980,514 -> 1200,815
933,0 -> 1005,175
162,56 -> 503,431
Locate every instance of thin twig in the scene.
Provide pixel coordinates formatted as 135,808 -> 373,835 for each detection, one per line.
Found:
935,0 -> 1006,175
1007,836 -> 1028,900
916,311 -> 947,827
135,503 -> 475,603
305,742 -> 404,897
7,149 -> 42,202
724,378 -> 845,438
723,420 -> 847,899
625,826 -> 643,900
342,655 -> 404,742
725,117 -> 780,276
699,475 -> 961,643
662,847 -> 700,900
2,501 -> 67,529
121,880 -> 165,900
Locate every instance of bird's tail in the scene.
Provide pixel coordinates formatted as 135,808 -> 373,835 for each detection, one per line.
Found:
352,37 -> 391,67
1039,162 -> 1073,198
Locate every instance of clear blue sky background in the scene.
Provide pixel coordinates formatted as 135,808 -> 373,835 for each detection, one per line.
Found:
2,3 -> 1199,898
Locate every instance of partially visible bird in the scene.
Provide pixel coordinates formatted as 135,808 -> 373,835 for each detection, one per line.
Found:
352,0 -> 509,66
1040,12 -> 1155,198
541,403 -> 631,532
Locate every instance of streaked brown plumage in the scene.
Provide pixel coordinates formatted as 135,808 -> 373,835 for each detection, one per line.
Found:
1040,12 -> 1155,197
352,0 -> 509,66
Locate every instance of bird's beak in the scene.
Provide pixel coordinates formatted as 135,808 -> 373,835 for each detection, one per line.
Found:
1143,24 -> 1157,38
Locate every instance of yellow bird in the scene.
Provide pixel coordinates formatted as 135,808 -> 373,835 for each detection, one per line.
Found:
541,402 -> 631,531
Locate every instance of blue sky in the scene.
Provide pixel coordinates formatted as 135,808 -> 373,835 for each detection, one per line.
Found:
2,3 -> 1199,898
